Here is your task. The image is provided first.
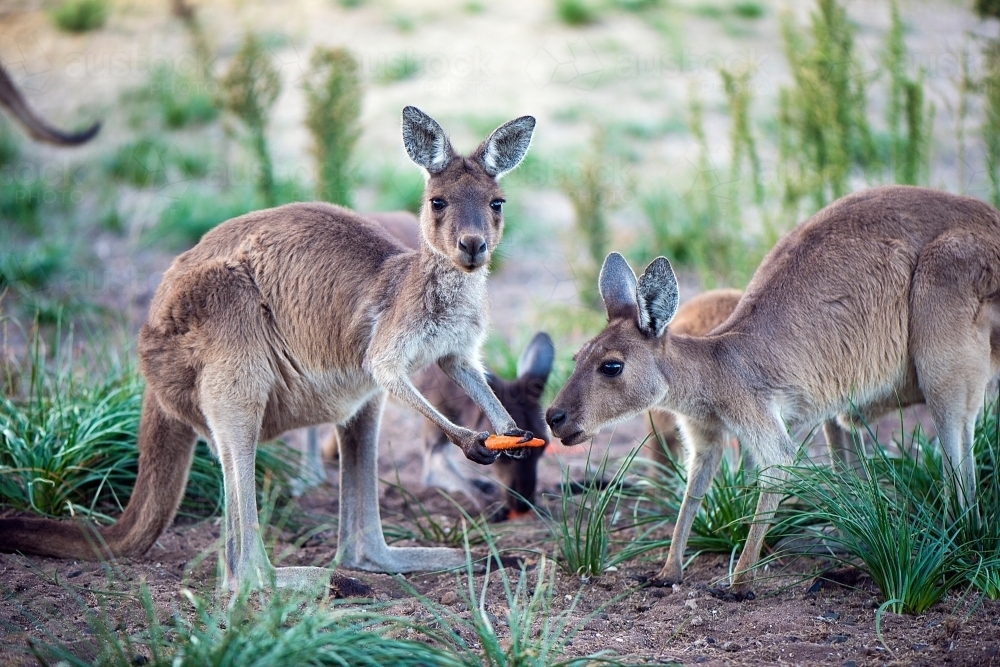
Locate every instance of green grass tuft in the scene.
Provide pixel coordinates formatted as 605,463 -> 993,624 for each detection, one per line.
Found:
555,0 -> 597,25
50,0 -> 109,32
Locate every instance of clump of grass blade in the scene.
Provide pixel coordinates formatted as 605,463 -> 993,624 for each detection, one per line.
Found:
546,447 -> 639,577
778,444 -> 964,614
396,522 -> 636,666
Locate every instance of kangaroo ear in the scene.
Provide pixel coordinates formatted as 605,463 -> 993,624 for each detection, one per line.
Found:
636,257 -> 679,338
473,116 -> 535,179
517,332 -> 555,381
599,252 -> 639,321
401,106 -> 454,174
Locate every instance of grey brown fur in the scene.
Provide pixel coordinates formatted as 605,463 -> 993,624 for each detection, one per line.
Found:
0,107 -> 535,593
302,211 -> 554,518
548,186 -> 1000,597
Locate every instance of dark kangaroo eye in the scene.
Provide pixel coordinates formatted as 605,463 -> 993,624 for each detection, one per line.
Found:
431,198 -> 446,212
490,199 -> 504,212
599,361 -> 623,377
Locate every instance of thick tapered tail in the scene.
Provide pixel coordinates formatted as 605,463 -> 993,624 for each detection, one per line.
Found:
0,63 -> 101,146
0,394 -> 197,560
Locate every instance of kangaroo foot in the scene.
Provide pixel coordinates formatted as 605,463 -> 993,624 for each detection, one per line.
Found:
338,545 -> 467,574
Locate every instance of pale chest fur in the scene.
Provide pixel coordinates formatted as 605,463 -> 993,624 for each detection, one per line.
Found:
404,267 -> 489,372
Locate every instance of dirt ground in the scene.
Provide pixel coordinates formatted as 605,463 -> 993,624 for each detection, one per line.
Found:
3,0 -> 1000,664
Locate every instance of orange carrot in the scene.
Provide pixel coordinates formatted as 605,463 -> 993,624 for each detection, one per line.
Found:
484,434 -> 546,451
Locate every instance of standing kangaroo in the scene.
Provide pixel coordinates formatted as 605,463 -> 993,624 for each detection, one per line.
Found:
296,211 -> 555,518
547,186 -> 1000,598
0,107 -> 536,593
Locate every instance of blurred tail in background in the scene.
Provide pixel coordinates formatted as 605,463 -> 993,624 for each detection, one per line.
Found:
0,61 -> 100,145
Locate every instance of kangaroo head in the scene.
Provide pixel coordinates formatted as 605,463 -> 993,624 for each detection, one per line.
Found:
401,106 -> 535,272
546,253 -> 679,446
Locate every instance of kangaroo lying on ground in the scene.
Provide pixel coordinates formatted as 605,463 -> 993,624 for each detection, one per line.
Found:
414,331 -> 553,519
299,211 -> 555,519
547,185 -> 1000,598
0,107 -> 536,593
0,61 -> 100,145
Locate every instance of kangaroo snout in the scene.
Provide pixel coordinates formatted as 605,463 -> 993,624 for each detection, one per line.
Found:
546,406 -> 587,445
457,234 -> 488,268
546,407 -> 567,429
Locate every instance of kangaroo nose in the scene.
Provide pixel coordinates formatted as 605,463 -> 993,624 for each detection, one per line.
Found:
458,235 -> 487,257
546,408 -> 568,429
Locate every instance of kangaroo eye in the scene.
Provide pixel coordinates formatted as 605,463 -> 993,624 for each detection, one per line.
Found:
431,198 -> 447,212
599,361 -> 623,377
490,199 -> 504,212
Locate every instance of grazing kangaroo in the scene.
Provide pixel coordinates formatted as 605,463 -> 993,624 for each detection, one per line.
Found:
646,289 -> 869,475
0,62 -> 101,145
299,211 -> 555,518
0,107 -> 536,593
547,186 -> 1000,598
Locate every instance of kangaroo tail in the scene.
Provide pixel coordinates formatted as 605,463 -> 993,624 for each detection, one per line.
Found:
0,394 -> 197,560
0,62 -> 101,146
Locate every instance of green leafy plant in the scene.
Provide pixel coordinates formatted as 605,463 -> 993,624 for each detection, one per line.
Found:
559,131 -> 627,308
220,34 -> 282,207
30,582 -> 466,667
881,0 -> 934,186
555,0 -> 597,25
546,448 -> 639,576
398,527 -> 632,667
375,53 -> 421,84
0,329 -> 300,520
780,448 -> 963,614
778,0 -> 874,210
147,186 -> 257,250
148,66 -> 218,129
370,163 -> 425,213
50,0 -> 109,32
303,47 -> 362,206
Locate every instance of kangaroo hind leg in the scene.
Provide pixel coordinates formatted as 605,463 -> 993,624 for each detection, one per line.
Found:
201,369 -> 329,594
336,394 -> 466,573
911,232 -> 1000,514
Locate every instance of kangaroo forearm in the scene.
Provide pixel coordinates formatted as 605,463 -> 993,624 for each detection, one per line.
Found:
439,358 -> 516,433
384,375 -> 471,438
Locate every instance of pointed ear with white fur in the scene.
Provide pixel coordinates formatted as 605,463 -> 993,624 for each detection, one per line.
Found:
599,252 -> 639,321
401,106 -> 454,174
473,116 -> 536,179
636,257 -> 679,338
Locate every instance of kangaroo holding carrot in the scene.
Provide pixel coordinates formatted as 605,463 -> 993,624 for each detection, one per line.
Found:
547,185 -> 1000,599
0,107 -> 536,593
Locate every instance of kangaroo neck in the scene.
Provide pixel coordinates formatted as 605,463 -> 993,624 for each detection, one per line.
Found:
658,333 -> 739,419
416,239 -> 487,310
